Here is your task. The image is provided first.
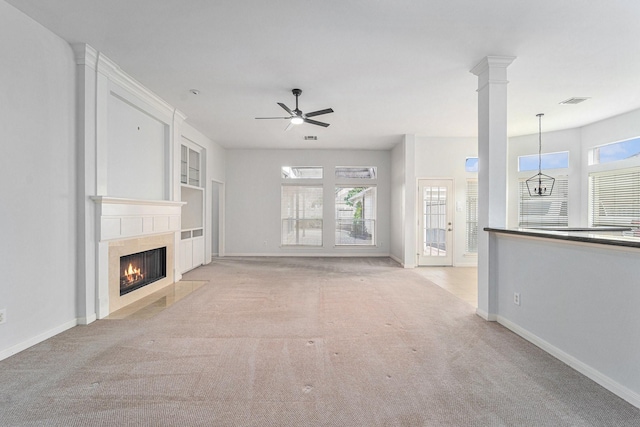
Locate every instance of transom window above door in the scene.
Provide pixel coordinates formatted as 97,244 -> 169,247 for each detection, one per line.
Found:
518,151 -> 569,172
282,166 -> 323,179
335,166 -> 377,179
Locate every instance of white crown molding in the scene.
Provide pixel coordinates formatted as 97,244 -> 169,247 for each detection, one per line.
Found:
72,43 -> 187,120
99,53 -> 182,119
174,108 -> 188,122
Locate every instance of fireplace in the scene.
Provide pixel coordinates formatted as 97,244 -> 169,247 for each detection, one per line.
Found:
92,197 -> 182,318
119,247 -> 167,296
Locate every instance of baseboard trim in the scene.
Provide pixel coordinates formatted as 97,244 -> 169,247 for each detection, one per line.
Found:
224,252 -> 392,258
389,254 -> 404,266
475,308 -> 497,321
77,313 -> 97,325
453,262 -> 478,267
0,318 -> 78,362
497,315 -> 640,410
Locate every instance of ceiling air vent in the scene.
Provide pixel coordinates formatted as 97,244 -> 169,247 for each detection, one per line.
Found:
560,97 -> 590,105
304,136 -> 318,141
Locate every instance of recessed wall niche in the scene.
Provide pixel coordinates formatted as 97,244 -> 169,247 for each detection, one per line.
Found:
107,92 -> 168,200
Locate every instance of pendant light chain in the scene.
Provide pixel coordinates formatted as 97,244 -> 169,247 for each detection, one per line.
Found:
538,113 -> 543,175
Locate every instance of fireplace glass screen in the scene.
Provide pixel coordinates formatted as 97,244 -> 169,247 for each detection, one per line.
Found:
120,247 -> 167,295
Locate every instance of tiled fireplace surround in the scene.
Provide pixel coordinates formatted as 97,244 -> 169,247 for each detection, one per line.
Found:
93,197 -> 184,318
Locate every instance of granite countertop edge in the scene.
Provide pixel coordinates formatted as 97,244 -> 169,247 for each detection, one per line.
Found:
484,227 -> 640,249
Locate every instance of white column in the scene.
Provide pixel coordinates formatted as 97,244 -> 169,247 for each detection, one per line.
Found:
403,135 -> 417,268
470,56 -> 515,320
72,44 -> 99,324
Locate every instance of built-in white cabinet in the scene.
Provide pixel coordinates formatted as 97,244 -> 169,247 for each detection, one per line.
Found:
180,141 -> 205,273
180,229 -> 204,273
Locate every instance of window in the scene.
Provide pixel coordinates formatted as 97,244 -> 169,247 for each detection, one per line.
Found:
590,168 -> 640,228
592,137 -> 640,165
282,166 -> 323,179
335,186 -> 376,245
335,167 -> 377,179
466,180 -> 478,253
518,176 -> 568,227
281,185 -> 323,246
518,151 -> 569,172
465,157 -> 478,173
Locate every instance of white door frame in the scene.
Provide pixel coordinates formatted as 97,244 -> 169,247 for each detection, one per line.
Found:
211,179 -> 225,258
417,178 -> 454,266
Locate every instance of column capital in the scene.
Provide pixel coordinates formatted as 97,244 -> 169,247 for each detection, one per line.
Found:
72,43 -> 99,69
470,56 -> 516,77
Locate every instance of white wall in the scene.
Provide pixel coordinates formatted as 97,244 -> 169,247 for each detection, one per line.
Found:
107,93 -> 167,200
492,233 -> 640,408
0,1 -> 78,358
507,128 -> 582,227
225,149 -> 390,256
413,136 -> 478,266
493,108 -> 640,408
0,8 -> 225,355
507,108 -> 640,228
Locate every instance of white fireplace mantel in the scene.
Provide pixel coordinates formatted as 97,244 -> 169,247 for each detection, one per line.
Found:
91,196 -> 185,241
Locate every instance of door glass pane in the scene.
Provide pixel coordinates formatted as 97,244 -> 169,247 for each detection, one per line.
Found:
423,186 -> 447,256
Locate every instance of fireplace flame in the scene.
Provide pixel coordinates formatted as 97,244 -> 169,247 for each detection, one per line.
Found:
123,263 -> 143,284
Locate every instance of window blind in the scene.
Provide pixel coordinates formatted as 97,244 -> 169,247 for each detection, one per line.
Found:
518,176 -> 568,227
590,168 -> 640,227
465,180 -> 478,253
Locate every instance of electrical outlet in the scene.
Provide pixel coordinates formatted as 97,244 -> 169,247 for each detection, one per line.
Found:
0,309 -> 6,324
513,293 -> 521,306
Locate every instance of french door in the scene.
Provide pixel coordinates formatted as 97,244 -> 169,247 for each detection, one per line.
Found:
417,179 -> 454,266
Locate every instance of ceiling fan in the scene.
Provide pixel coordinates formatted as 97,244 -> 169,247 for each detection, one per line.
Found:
255,88 -> 334,130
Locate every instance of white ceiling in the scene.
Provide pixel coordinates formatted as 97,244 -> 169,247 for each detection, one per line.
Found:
7,0 -> 640,150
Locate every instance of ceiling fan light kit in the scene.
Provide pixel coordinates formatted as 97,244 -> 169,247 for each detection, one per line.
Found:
256,88 -> 333,130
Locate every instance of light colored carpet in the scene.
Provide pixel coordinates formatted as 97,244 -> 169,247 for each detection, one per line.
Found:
1,257 -> 639,426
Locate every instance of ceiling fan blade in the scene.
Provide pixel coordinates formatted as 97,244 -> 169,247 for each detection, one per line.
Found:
304,118 -> 330,127
304,108 -> 334,118
284,121 -> 295,132
278,102 -> 294,115
255,117 -> 291,120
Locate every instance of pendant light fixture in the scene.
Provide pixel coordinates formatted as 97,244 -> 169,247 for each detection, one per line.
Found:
525,113 -> 555,196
